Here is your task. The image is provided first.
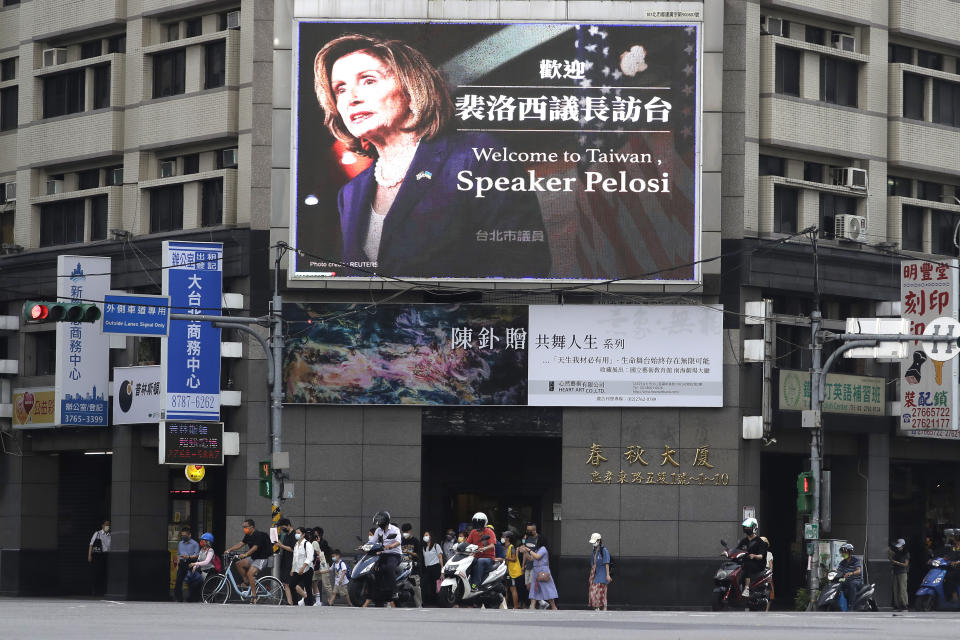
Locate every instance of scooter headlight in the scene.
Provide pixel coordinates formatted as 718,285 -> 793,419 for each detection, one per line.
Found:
933,576 -> 942,584
827,571 -> 837,581
715,570 -> 728,581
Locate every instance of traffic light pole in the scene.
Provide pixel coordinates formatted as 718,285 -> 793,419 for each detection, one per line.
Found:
807,230 -> 822,607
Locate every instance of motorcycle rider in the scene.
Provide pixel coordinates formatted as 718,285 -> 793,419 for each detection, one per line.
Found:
944,535 -> 960,602
736,517 -> 769,598
465,512 -> 497,590
835,542 -> 863,609
364,511 -> 402,608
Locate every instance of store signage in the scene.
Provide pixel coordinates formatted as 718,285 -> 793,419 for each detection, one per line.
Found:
112,366 -> 162,425
55,256 -> 110,426
12,387 -> 56,429
583,442 -> 729,486
185,465 -> 206,482
102,294 -> 169,336
159,421 -> 224,466
161,241 -> 222,421
778,369 -> 885,416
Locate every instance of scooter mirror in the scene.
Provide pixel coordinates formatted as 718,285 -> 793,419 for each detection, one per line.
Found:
481,535 -> 491,543
720,539 -> 727,547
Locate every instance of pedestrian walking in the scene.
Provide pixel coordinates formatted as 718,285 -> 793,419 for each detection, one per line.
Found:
503,531 -> 524,609
292,526 -> 316,606
275,518 -> 296,605
521,536 -> 558,610
421,530 -> 443,606
314,526 -> 334,603
588,532 -> 611,611
521,522 -> 539,607
87,519 -> 111,596
328,549 -> 353,606
173,526 -> 200,602
890,538 -> 910,611
310,531 -> 328,606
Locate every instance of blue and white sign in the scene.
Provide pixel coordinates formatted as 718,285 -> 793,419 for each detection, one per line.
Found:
161,241 -> 222,421
103,294 -> 170,336
55,256 -> 111,426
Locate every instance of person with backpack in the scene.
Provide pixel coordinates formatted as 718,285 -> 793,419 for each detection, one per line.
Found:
187,532 -> 217,602
328,549 -> 352,606
291,526 -> 316,606
310,531 -> 328,606
588,532 -> 612,611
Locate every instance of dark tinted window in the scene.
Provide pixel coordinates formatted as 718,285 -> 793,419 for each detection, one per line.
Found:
201,178 -> 223,227
820,57 -> 858,107
804,26 -> 825,45
149,184 -> 183,232
183,153 -> 199,174
889,44 -> 912,63
204,41 -> 226,89
107,35 -> 126,54
820,193 -> 857,238
0,86 -> 16,131
93,64 -> 110,109
90,195 -> 108,240
39,199 -> 85,246
903,73 -> 924,120
932,211 -> 957,255
152,49 -> 185,98
759,155 -> 785,176
917,50 -> 943,71
804,162 -> 823,183
775,46 -> 801,97
0,57 -> 14,81
167,23 -> 180,42
932,79 -> 960,127
80,40 -> 102,59
901,205 -> 923,251
774,186 -> 798,234
186,18 -> 202,38
887,176 -> 911,197
78,168 -> 100,190
918,181 -> 942,202
43,69 -> 85,118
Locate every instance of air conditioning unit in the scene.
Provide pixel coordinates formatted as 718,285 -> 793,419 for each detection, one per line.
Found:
221,148 -> 238,168
43,48 -> 67,67
45,179 -> 64,195
835,214 -> 867,242
109,168 -> 123,186
1,182 -> 14,203
159,160 -> 176,178
761,16 -> 784,37
832,33 -> 856,52
834,166 -> 868,190
226,10 -> 240,30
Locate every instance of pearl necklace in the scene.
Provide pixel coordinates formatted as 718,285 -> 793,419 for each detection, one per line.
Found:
373,141 -> 419,189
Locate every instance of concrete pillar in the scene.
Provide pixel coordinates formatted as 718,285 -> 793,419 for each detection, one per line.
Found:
866,432 -> 890,602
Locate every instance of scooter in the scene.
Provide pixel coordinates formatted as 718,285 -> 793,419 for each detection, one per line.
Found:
914,557 -> 960,611
348,534 -> 417,607
816,570 -> 878,612
711,539 -> 773,611
438,535 -> 508,608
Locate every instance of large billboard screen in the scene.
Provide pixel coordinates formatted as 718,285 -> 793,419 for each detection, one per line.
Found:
291,20 -> 702,282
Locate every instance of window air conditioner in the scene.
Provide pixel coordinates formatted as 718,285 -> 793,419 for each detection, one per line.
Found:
159,160 -> 176,178
226,10 -> 240,30
43,48 -> 67,67
761,16 -> 784,37
832,34 -> 856,52
2,182 -> 15,203
221,148 -> 238,168
45,179 -> 64,196
109,168 -> 123,186
834,167 -> 867,190
835,214 -> 867,243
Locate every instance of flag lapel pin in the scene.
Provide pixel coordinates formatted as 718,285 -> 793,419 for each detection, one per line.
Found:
416,170 -> 432,181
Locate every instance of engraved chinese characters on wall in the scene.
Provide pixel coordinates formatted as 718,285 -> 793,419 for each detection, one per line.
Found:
584,442 -> 729,486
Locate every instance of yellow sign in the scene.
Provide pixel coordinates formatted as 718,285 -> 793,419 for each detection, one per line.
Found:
184,465 -> 206,482
12,388 -> 56,428
588,443 -> 729,486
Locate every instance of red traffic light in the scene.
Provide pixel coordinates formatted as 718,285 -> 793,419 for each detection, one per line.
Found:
30,304 -> 49,320
803,476 -> 810,492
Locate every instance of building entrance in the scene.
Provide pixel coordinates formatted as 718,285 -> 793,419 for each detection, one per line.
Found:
760,452 -> 805,609
57,452 -> 111,596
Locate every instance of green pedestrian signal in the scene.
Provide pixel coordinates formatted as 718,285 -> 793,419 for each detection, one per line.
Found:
259,479 -> 272,499
22,301 -> 101,324
797,471 -> 814,515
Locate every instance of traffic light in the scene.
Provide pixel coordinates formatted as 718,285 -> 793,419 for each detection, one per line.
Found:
258,459 -> 272,499
22,301 -> 101,324
797,471 -> 814,515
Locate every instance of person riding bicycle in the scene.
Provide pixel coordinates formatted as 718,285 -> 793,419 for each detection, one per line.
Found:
187,533 -> 216,602
364,511 -> 401,608
836,542 -> 863,610
466,512 -> 497,590
736,517 -> 768,598
225,519 -> 272,598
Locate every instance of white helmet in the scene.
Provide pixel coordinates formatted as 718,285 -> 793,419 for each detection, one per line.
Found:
471,512 -> 488,531
742,517 -> 759,534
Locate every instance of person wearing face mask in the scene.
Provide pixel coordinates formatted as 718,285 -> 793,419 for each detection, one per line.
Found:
328,549 -> 353,606
503,531 -> 524,609
421,530 -> 444,606
441,529 -> 457,561
400,522 -> 423,607
173,526 -> 200,602
274,518 -> 296,605
588,533 -> 611,611
88,519 -> 111,596
736,517 -> 768,598
521,522 -> 539,607
225,519 -> 272,599
187,533 -> 216,602
835,542 -> 862,610
290,527 -> 316,606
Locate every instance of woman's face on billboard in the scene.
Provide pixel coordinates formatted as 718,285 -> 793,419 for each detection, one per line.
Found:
331,50 -> 411,143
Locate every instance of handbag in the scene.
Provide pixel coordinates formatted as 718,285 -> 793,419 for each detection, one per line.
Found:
184,569 -> 203,586
536,570 -> 551,583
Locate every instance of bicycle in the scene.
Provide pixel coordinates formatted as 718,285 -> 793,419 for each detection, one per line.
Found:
201,552 -> 284,605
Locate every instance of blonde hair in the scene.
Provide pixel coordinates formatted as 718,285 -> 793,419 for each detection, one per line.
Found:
314,33 -> 454,156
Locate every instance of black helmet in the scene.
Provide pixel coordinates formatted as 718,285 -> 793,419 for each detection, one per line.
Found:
840,542 -> 854,554
373,511 -> 391,530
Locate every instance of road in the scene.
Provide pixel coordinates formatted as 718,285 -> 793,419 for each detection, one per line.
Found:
2,599 -> 959,639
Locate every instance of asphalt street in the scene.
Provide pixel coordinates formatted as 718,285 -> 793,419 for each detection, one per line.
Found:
3,599 -> 960,640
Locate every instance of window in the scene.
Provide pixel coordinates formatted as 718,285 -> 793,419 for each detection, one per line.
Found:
889,44 -> 912,63
204,41 -> 226,89
820,193 -> 857,238
106,165 -> 123,185
186,18 -> 203,38
773,186 -> 798,234
0,86 -> 16,131
0,57 -> 14,81
78,168 -> 100,190
153,49 -> 185,98
759,155 -> 785,176
107,35 -> 126,54
80,40 -> 102,59
820,57 -> 858,107
93,64 -> 110,109
932,210 -> 957,255
918,181 -> 942,202
183,154 -> 199,174
39,199 -> 85,246
1,210 -> 12,245
775,46 -> 800,97
887,176 -> 911,197
933,79 -> 960,128
33,331 -> 56,377
805,26 -> 825,45
901,205 -> 923,251
3,0 -> 21,6
149,184 -> 183,232
804,162 -> 824,183
167,23 -> 180,42
917,50 -> 943,71
201,178 -> 223,227
43,69 -> 85,118
903,73 -> 924,120
90,195 -> 107,240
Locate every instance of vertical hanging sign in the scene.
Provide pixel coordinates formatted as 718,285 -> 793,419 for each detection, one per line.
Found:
55,256 -> 111,426
162,241 -> 222,421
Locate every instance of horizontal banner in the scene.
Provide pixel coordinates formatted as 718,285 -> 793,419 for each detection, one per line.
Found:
778,369 -> 886,416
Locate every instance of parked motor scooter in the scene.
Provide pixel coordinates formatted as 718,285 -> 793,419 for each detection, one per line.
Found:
348,534 -> 416,607
711,539 -> 772,611
914,557 -> 960,611
438,535 -> 508,608
816,570 -> 878,612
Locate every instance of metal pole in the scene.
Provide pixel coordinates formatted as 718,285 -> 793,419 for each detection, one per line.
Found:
269,245 -> 285,577
808,230 -> 822,607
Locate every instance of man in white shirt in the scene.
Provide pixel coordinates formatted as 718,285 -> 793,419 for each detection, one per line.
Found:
365,511 -> 401,608
87,520 -> 111,595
